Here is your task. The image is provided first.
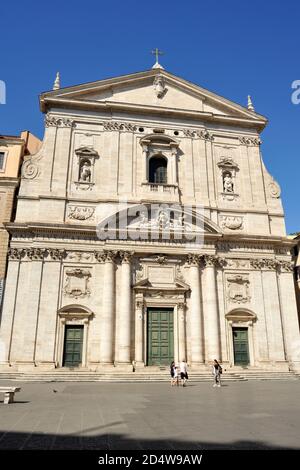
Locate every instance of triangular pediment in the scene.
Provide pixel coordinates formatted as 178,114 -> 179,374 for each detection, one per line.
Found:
40,69 -> 267,127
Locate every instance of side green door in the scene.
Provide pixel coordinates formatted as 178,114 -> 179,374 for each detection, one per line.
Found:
63,325 -> 84,367
147,308 -> 174,366
233,327 -> 249,365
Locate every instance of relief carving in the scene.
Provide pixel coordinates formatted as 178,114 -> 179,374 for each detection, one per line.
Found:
66,252 -> 93,262
45,115 -> 76,128
103,121 -> 137,132
226,259 -> 250,269
182,129 -> 214,140
227,275 -> 250,303
268,181 -> 281,198
220,216 -> 243,230
238,136 -> 261,146
63,268 -> 91,299
67,205 -> 95,221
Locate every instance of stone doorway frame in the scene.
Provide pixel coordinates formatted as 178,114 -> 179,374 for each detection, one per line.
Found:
225,308 -> 257,367
145,305 -> 175,366
56,304 -> 93,368
134,289 -> 188,366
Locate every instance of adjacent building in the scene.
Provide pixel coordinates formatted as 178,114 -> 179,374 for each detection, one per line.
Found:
291,233 -> 300,321
0,66 -> 299,373
0,132 -> 41,308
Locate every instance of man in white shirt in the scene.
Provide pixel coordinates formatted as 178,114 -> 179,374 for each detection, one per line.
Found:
179,360 -> 188,387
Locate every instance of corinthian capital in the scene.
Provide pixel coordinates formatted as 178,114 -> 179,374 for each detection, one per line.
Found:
119,251 -> 134,263
25,248 -> 47,261
47,249 -> 66,261
278,260 -> 294,273
94,251 -> 117,263
201,254 -> 218,267
187,253 -> 200,266
8,248 -> 23,260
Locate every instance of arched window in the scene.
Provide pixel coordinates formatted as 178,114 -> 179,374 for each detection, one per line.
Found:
149,156 -> 167,184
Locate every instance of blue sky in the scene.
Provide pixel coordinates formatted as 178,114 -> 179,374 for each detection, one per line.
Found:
1,0 -> 299,233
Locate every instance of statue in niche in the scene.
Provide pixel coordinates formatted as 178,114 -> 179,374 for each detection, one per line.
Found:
223,172 -> 234,193
153,76 -> 165,98
79,160 -> 91,182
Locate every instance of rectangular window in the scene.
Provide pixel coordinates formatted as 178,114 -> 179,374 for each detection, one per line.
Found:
0,152 -> 5,170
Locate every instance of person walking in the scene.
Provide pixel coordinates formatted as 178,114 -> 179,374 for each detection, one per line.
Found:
170,361 -> 175,386
179,359 -> 188,387
212,359 -> 222,387
172,366 -> 179,386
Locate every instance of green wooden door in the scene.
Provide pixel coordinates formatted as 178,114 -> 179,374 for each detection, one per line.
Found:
63,326 -> 84,367
147,308 -> 174,366
233,328 -> 249,365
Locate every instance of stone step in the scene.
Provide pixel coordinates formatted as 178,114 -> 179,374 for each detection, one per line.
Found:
0,370 -> 298,382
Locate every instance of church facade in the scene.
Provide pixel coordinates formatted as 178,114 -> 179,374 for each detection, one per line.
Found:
0,66 -> 300,373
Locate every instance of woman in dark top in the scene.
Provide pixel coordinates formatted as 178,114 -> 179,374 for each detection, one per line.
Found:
212,359 -> 222,387
170,361 -> 175,384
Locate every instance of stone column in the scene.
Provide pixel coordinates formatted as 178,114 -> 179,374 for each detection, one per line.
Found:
35,249 -> 65,367
116,251 -> 133,364
22,249 -> 45,363
170,144 -> 178,185
99,251 -> 116,364
135,297 -> 144,365
278,262 -> 300,371
177,301 -> 186,362
187,254 -> 204,365
202,255 -> 221,362
0,249 -> 21,366
142,144 -> 148,183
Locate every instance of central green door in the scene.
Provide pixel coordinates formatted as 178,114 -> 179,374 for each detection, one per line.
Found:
147,308 -> 174,366
233,327 -> 249,365
63,325 -> 84,367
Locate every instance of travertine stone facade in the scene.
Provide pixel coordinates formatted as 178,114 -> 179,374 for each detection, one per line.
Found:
0,68 -> 299,372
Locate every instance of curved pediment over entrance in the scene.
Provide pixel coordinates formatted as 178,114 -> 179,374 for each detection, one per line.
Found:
139,133 -> 179,147
58,304 -> 93,317
225,308 -> 257,323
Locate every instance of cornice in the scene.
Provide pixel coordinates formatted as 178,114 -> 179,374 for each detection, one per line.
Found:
221,233 -> 295,248
0,177 -> 20,187
40,97 -> 266,131
4,221 -> 295,249
0,138 -> 24,146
